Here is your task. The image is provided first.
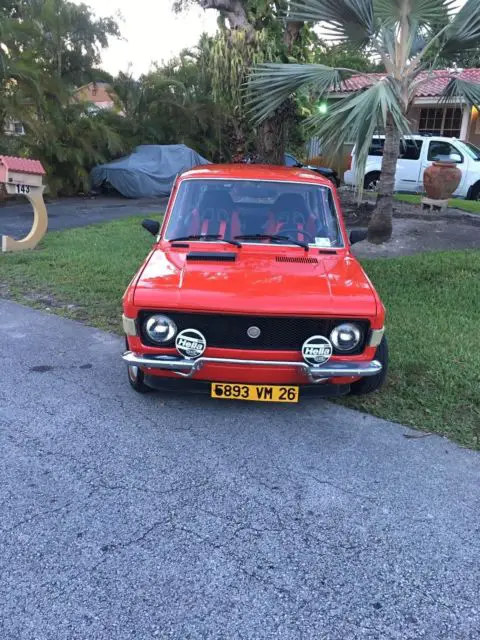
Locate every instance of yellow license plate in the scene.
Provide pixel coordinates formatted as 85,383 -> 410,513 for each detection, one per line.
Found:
211,383 -> 299,403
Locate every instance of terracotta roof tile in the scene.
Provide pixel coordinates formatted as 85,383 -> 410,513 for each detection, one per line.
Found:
333,68 -> 480,97
0,156 -> 45,175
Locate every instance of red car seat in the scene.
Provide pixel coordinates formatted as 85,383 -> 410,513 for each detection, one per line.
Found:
195,190 -> 241,239
268,193 -> 317,241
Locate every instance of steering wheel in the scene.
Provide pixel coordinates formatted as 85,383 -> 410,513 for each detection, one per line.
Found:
277,226 -> 315,242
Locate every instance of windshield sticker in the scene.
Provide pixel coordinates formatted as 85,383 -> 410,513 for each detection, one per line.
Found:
314,237 -> 331,247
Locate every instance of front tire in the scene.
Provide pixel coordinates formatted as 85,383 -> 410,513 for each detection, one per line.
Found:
349,336 -> 388,396
127,364 -> 152,393
469,181 -> 480,201
364,171 -> 381,192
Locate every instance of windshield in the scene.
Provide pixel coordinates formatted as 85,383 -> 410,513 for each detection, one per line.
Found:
462,141 -> 480,160
165,179 -> 343,248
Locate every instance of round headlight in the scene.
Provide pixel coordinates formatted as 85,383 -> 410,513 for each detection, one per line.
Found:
145,314 -> 177,344
330,323 -> 361,352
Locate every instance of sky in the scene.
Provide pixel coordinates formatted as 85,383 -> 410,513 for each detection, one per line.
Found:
74,0 -> 218,76
77,0 -> 467,77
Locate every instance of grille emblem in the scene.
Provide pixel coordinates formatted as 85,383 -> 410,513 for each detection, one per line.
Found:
247,326 -> 261,339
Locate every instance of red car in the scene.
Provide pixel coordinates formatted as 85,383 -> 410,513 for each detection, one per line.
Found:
122,164 -> 387,403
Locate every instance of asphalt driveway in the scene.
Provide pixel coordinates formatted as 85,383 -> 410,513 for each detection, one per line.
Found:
0,299 -> 479,639
0,195 -> 167,238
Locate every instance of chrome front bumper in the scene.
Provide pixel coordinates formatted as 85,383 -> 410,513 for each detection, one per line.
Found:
122,351 -> 382,384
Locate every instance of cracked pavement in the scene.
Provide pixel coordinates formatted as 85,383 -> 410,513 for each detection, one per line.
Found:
0,299 -> 479,639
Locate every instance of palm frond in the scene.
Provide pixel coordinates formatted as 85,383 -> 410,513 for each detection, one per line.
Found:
306,79 -> 410,194
287,0 -> 374,45
374,0 -> 455,27
441,0 -> 480,54
440,77 -> 480,109
247,63 -> 358,124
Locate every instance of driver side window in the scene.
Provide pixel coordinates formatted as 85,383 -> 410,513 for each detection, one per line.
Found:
428,141 -> 463,163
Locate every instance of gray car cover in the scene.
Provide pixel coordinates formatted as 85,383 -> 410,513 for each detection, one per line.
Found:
90,144 -> 210,198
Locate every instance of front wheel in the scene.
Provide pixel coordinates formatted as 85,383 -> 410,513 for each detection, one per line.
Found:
127,364 -> 152,393
349,336 -> 388,396
364,172 -> 381,192
469,181 -> 480,201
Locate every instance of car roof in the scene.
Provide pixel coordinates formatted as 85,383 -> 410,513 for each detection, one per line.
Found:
179,163 -> 332,186
370,134 -> 460,141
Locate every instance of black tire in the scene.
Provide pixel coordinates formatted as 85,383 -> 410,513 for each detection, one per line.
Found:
364,171 -> 381,192
127,364 -> 152,393
469,181 -> 480,201
349,336 -> 388,396
124,337 -> 152,393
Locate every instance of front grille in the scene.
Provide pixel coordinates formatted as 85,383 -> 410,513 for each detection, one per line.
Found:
139,311 -> 370,353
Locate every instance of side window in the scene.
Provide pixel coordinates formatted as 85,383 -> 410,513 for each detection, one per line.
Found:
400,140 -> 422,160
428,141 -> 463,163
368,139 -> 384,156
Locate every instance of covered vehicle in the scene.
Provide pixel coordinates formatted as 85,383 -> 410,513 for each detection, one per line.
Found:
90,144 -> 209,198
122,164 -> 387,402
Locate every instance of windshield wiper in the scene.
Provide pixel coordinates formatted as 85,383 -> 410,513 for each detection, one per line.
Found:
168,234 -> 241,247
234,233 -> 308,251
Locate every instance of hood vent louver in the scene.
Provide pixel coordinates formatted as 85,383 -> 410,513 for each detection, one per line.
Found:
276,256 -> 318,264
186,251 -> 237,262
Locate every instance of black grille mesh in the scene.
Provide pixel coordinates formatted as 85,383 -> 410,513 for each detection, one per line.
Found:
139,311 -> 369,353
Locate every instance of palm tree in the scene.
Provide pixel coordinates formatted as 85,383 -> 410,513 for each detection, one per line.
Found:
248,0 -> 480,243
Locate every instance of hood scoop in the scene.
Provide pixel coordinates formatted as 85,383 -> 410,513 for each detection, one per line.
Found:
276,255 -> 318,264
186,251 -> 237,262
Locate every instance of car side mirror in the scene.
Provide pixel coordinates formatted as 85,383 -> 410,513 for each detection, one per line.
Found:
142,219 -> 160,236
450,153 -> 462,163
349,229 -> 368,245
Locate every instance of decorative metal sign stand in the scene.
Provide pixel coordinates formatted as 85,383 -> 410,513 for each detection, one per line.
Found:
0,156 -> 47,252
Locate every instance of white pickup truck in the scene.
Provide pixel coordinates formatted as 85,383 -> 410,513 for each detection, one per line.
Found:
344,134 -> 480,200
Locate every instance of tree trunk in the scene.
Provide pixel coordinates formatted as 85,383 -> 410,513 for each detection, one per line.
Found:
255,22 -> 303,165
199,0 -> 254,40
367,113 -> 401,244
256,111 -> 286,164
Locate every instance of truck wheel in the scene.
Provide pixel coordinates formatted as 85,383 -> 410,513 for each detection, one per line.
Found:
364,172 -> 381,192
469,182 -> 480,201
349,336 -> 388,396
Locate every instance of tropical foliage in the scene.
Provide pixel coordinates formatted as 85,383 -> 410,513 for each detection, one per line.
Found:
248,0 -> 480,242
177,0 -> 378,162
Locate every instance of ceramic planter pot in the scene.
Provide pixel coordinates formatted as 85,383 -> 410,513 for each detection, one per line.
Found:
423,162 -> 462,200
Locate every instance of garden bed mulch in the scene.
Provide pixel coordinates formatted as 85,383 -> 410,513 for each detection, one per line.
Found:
339,189 -> 480,259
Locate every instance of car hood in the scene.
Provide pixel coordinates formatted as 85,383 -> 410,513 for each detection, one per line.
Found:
133,248 -> 377,316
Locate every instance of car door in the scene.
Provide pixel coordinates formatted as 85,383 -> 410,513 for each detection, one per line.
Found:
396,139 -> 423,192
420,140 -> 467,196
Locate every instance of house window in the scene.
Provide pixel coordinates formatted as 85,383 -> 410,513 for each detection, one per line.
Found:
418,107 -> 462,137
13,122 -> 24,135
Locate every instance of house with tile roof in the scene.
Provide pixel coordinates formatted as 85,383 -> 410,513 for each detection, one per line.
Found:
73,81 -> 116,111
3,81 -> 118,138
330,68 -> 480,145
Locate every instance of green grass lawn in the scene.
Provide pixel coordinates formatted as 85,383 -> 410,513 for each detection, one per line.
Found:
395,193 -> 480,214
1,216 -> 479,448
